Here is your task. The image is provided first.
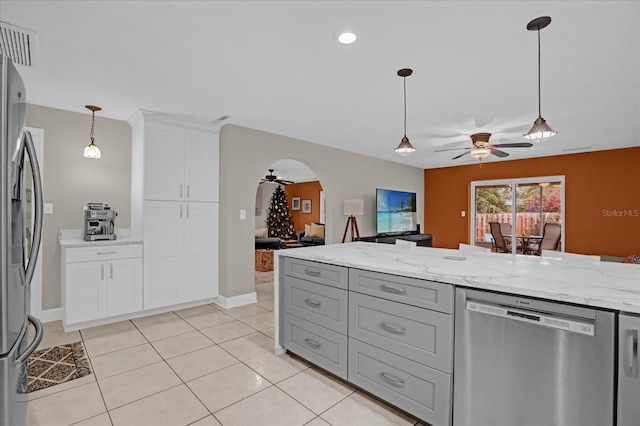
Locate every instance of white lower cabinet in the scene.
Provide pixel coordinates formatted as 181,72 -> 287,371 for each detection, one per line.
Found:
62,244 -> 143,328
144,200 -> 218,309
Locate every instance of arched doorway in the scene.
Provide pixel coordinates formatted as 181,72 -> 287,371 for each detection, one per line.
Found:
253,159 -> 324,303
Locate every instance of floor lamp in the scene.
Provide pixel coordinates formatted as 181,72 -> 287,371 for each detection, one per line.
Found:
342,199 -> 364,243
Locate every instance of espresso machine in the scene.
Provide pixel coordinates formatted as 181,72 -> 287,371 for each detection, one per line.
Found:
83,203 -> 117,241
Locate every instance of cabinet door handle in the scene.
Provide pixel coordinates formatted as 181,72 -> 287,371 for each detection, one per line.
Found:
180,205 -> 183,218
101,264 -> 104,280
379,372 -> 405,388
625,328 -> 639,377
187,204 -> 189,218
380,284 -> 406,295
97,251 -> 116,255
110,264 -> 113,279
304,268 -> 321,277
304,299 -> 322,308
187,185 -> 190,199
304,338 -> 321,349
380,322 -> 406,335
180,184 -> 183,199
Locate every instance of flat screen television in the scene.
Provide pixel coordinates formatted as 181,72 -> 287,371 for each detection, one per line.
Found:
376,188 -> 418,235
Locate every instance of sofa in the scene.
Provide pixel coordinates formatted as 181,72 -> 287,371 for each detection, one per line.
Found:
297,223 -> 325,247
255,228 -> 281,250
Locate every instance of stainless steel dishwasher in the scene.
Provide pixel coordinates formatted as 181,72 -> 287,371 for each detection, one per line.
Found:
453,288 -> 615,426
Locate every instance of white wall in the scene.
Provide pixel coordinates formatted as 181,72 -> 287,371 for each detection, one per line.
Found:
219,124 -> 424,298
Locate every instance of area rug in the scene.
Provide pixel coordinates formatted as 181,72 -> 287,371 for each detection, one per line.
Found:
27,342 -> 92,393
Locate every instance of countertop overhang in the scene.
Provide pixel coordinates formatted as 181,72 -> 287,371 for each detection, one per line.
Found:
275,242 -> 640,314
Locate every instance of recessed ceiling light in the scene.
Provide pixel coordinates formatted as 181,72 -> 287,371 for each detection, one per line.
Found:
338,32 -> 357,44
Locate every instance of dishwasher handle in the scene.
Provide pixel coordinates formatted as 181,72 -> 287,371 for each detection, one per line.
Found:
466,299 -> 595,336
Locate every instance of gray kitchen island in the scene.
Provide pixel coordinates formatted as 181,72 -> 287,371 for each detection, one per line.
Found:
274,243 -> 640,426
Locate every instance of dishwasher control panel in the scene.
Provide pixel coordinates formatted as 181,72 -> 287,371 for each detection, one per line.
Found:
467,300 -> 595,336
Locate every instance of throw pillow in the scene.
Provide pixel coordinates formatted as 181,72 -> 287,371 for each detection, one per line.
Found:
304,224 -> 312,236
623,254 -> 640,264
255,228 -> 268,238
309,223 -> 325,238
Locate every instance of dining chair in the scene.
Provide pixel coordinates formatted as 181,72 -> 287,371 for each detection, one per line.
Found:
489,222 -> 522,253
528,223 -> 561,256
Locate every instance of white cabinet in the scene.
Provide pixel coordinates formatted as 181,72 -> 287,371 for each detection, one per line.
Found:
62,244 -> 143,328
143,201 -> 219,309
143,120 -> 219,202
130,111 -> 220,311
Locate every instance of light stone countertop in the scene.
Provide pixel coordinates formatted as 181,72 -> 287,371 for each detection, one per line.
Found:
58,229 -> 142,248
275,242 -> 640,314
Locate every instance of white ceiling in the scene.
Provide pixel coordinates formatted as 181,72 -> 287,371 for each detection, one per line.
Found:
2,1 -> 638,170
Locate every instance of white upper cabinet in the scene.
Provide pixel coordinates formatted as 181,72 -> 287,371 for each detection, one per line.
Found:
185,129 -> 219,202
139,116 -> 219,203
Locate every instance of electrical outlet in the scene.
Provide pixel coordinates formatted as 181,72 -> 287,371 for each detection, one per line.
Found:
461,210 -> 466,217
44,203 -> 53,215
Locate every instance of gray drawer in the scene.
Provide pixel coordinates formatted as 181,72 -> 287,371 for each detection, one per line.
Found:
284,276 -> 348,334
349,269 -> 453,314
349,292 -> 452,373
348,338 -> 451,426
284,313 -> 347,379
284,257 -> 348,290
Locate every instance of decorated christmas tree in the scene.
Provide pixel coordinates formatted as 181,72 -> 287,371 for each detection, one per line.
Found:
266,185 -> 295,240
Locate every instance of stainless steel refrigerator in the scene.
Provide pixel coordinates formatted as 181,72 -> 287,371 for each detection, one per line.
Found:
1,54 -> 44,426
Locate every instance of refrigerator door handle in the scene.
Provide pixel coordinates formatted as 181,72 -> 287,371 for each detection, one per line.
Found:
16,314 -> 44,364
23,130 -> 44,287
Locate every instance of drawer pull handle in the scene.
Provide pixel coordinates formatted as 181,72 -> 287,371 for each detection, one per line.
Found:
380,322 -> 406,335
304,338 -> 321,349
304,269 -> 321,277
304,299 -> 322,308
380,284 -> 406,295
97,251 -> 117,255
379,372 -> 405,388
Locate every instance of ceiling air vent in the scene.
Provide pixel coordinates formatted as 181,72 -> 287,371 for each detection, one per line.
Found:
0,21 -> 37,67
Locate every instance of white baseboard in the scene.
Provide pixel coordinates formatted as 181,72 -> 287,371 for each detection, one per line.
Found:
33,308 -> 62,324
214,292 -> 258,309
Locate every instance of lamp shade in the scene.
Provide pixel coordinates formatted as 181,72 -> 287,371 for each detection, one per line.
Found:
343,199 -> 364,216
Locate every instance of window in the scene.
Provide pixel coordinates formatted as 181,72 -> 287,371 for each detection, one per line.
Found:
471,176 -> 565,254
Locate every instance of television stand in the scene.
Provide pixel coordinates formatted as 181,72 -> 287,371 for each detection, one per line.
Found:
357,233 -> 433,247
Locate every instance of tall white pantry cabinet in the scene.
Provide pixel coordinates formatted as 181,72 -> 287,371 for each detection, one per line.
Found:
130,111 -> 220,310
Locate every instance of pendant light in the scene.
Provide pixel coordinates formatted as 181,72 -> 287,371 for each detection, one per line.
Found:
524,16 -> 557,143
83,105 -> 102,159
395,68 -> 416,156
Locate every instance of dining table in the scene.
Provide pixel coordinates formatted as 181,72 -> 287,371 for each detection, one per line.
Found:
504,234 -> 543,255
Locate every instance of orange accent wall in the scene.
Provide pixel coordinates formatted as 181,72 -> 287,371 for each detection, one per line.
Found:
423,147 -> 640,257
285,181 -> 323,232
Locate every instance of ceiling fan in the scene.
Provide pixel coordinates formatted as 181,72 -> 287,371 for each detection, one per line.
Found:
436,133 -> 533,162
259,169 -> 294,185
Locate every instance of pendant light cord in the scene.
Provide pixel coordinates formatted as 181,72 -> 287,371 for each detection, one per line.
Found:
537,28 -> 542,118
90,110 -> 96,144
403,76 -> 407,137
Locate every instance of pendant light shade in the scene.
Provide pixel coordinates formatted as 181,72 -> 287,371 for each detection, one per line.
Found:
524,16 -> 557,143
83,105 -> 102,159
395,68 -> 416,156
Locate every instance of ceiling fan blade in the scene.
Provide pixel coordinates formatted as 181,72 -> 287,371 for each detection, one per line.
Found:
435,146 -> 467,153
491,142 -> 534,148
490,148 -> 510,158
452,151 -> 471,160
276,179 -> 294,185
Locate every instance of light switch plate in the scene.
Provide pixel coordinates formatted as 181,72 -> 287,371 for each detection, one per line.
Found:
44,203 -> 53,214
240,209 -> 246,220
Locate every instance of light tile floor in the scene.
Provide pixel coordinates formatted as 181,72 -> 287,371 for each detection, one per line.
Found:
26,272 -> 423,426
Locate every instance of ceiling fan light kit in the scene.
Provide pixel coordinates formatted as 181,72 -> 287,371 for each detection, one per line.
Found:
524,16 -> 557,143
395,68 -> 416,156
